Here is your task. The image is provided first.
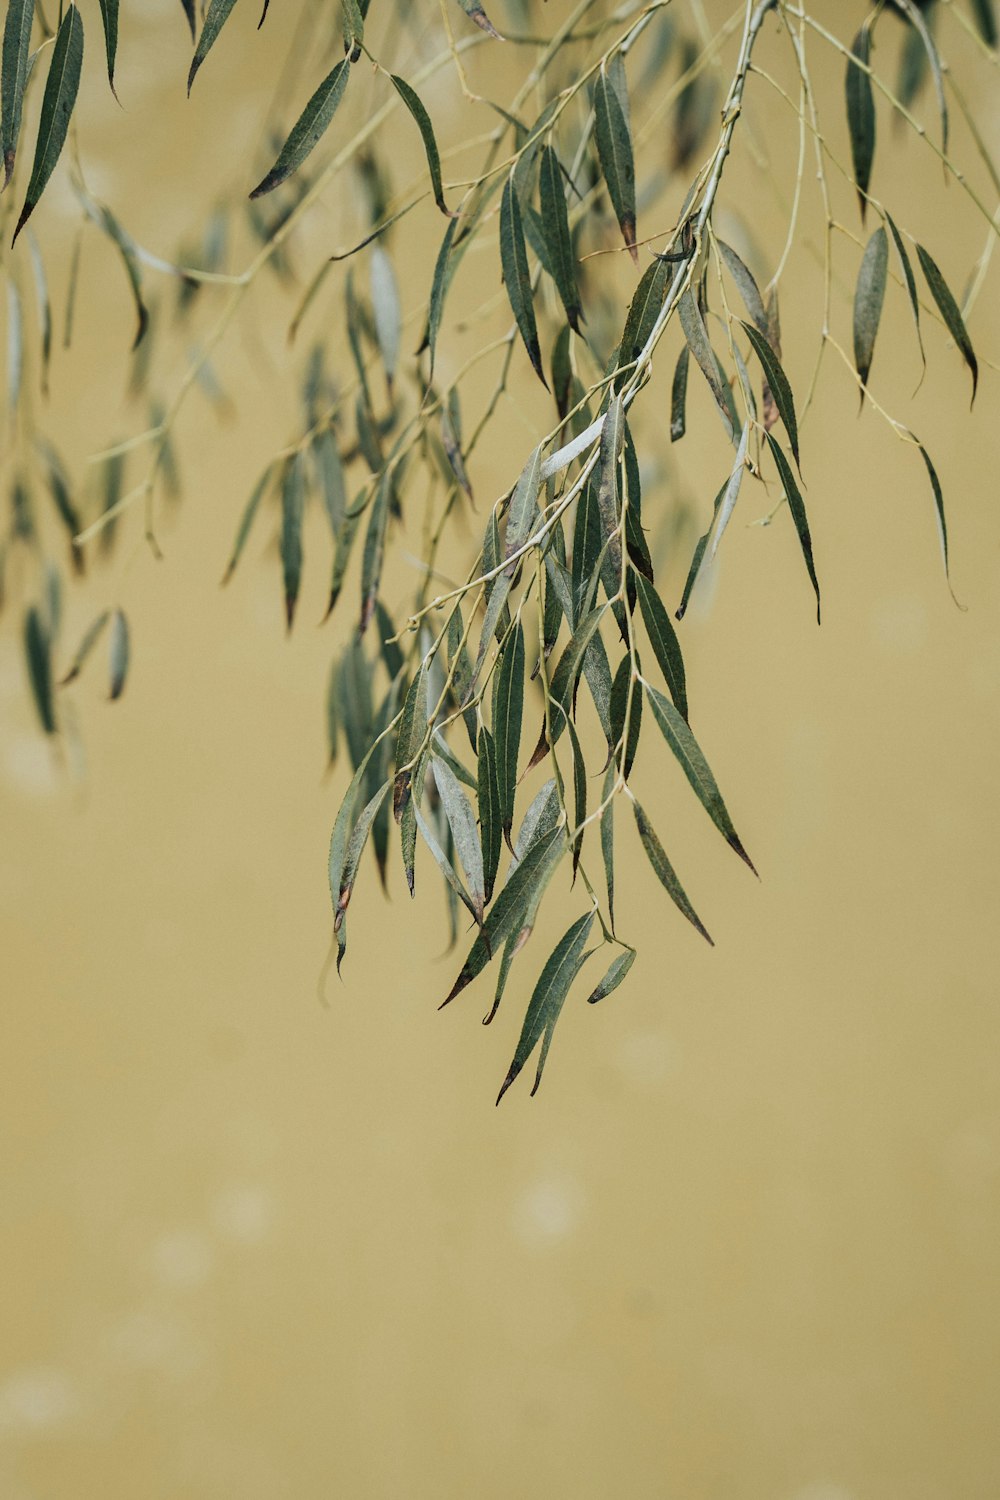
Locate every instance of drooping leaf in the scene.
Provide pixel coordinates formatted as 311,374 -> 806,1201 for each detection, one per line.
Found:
446,604 -> 477,751
853,224 -> 888,400
596,394 -> 625,592
188,0 -> 239,93
913,437 -> 958,597
477,723 -> 502,905
178,0 -> 196,41
493,620 -> 524,843
765,432 -> 821,624
280,454 -> 305,630
108,607 -> 129,700
885,212 -> 926,376
249,60 -> 350,198
740,320 -> 800,473
328,737 -> 386,970
609,656 -> 642,780
717,240 -> 768,333
13,5 -> 84,245
915,243 -> 978,404
393,662 -> 429,822
670,343 -> 689,441
26,233 -> 51,390
341,0 -> 364,59
23,605 -> 55,734
572,474 -> 602,622
432,756 -> 485,922
414,801 -> 477,921
500,172 -> 546,386
426,215 -> 458,375
222,466 -> 272,584
58,609 -> 110,685
634,570 -> 687,720
538,143 -> 582,331
369,244 -> 401,391
632,798 -> 712,944
616,257 -> 669,391
678,291 -> 737,442
549,602 -> 607,747
96,0 -> 119,95
2,0 -> 33,188
703,419 -> 749,564
79,195 -> 149,349
454,0 -> 502,39
7,277 -> 22,414
496,912 -> 593,1103
504,444 -> 543,567
389,74 -> 452,217
644,682 -> 756,873
970,0 -> 997,46
593,62 -> 636,261
359,469 -> 391,632
600,761 -> 615,932
336,781 -> 391,931
845,23 -> 876,220
587,947 -> 635,1003
900,1 -> 947,155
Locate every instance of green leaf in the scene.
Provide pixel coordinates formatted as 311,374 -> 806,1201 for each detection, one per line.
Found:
280,454 -> 305,630
901,1 -> 947,155
644,682 -> 756,873
970,0 -> 997,46
26,231 -> 51,392
446,604 -> 477,751
845,23 -> 876,220
549,602 -> 608,747
678,291 -> 736,442
328,737 -> 387,970
596,394 -> 625,591
632,798 -> 712,944
341,0 -> 364,59
600,761 -> 615,932
609,656 -> 642,780
504,444 -> 542,567
477,724 -> 502,905
393,662 -> 429,821
538,143 -> 582,332
249,59 -> 350,198
222,466 -> 272,584
389,74 -> 452,217
454,0 -> 503,39
359,469 -> 391,632
13,5 -> 84,245
432,756 -> 485,922
634,570 -> 687,720
188,0 -> 239,93
108,607 -> 129,700
2,0 -> 33,188
587,947 -> 635,1003
24,605 -> 55,734
703,419 -> 749,566
915,243 -> 978,404
442,820 -> 566,1005
492,620 -> 524,843
369,244 -> 401,391
852,224 -> 888,405
764,432 -> 821,624
96,0 -> 119,95
565,710 -> 587,880
500,172 -> 546,387
336,781 -> 391,931
717,240 -> 768,333
572,474 -> 602,622
496,912 -> 593,1104
885,212 -> 925,377
913,437 -> 958,598
80,196 -> 149,350
414,801 -> 478,921
741,320 -> 800,473
178,0 -> 196,41
593,62 -> 636,262
616,257 -> 669,389
676,476 -> 726,621
670,344 -> 689,442
426,215 -> 458,375
58,610 -> 109,686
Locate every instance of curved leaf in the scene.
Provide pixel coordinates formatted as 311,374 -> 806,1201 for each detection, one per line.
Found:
24,606 -> 55,734
538,143 -> 582,331
496,912 -> 593,1103
845,23 -> 876,220
390,74 -> 452,216
915,243 -> 978,405
853,224 -> 888,399
249,60 -> 350,198
13,5 -> 84,245
587,947 -> 635,1004
493,620 -> 524,843
594,63 -> 636,261
2,0 -> 33,187
500,172 -> 546,386
634,570 -> 687,720
188,0 -> 239,93
741,320 -> 800,472
765,432 -> 821,624
632,798 -> 711,944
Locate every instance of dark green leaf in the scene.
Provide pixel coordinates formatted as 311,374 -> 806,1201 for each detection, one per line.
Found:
587,947 -> 635,1003
594,63 -> 636,261
600,761 -> 615,932
596,394 -> 625,591
504,444 -> 542,567
96,0 -> 118,95
914,437 -> 958,597
280,455 -> 305,630
2,0 -> 33,187
970,0 -> 997,46
58,609 -> 109,686
432,756 -> 485,921
915,243 -> 978,404
565,711 -> 587,879
341,0 -> 364,59
500,172 -> 546,387
492,619 -> 524,842
616,257 -> 669,390
717,240 -> 768,333
670,343 -> 689,442
496,912 -> 593,1103
765,432 -> 821,624
549,602 -> 607,746
609,656 -> 642,780
24,605 -> 55,734
188,0 -> 239,93
249,60 -> 350,198
81,196 -> 149,349
900,1 -> 947,154
632,797 -> 712,943
853,224 -> 888,400
634,570 -> 687,719
426,215 -> 458,374
336,781 -> 391,931
741,320 -> 800,472
845,24 -> 876,220
359,469 -> 391,632
477,724 -> 502,904
678,291 -> 736,442
108,607 -> 129,700
538,143 -> 582,331
13,5 -> 84,245
393,662 -> 428,821
370,244 -> 400,390
389,74 -> 452,217
885,212 -> 925,376
178,0 -> 196,41
328,736 -> 386,969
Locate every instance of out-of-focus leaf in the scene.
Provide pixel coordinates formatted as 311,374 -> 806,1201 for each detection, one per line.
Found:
37,441 -> 83,571
632,797 -> 712,943
504,444 -> 542,567
341,0 -> 364,59
915,243 -> 978,404
432,757 -> 485,921
454,0 -> 502,40
249,60 -> 350,198
594,62 -> 636,262
500,172 -> 546,387
78,194 -> 148,349
853,224 -> 888,399
369,244 -> 400,391
900,1 -> 947,153
26,233 -> 51,391
280,455 -> 305,630
13,4 -> 83,245
222,465 -> 272,584
765,432 -> 821,624
2,0 -> 33,187
389,74 -> 452,216
741,320 -> 800,472
24,605 -> 55,734
108,607 -> 129,700
493,620 -> 524,842
634,570 -> 686,720
644,682 -> 756,873
7,277 -> 22,414
587,946 -> 635,1003
670,343 -> 689,442
188,0 -> 239,92
441,389 -> 472,498
477,723 -> 502,905
96,0 -> 118,95
538,143 -> 582,331
59,609 -> 109,685
496,911 -> 593,1103
970,0 -> 997,46
845,23 -> 876,220
678,291 -> 736,442
178,0 -> 196,41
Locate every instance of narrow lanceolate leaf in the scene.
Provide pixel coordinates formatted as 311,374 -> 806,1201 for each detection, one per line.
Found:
914,438 -> 958,598
13,5 -> 84,245
539,144 -> 582,331
596,394 -> 625,589
24,606 -> 55,734
280,455 -> 305,630
359,470 -> 391,632
432,757 -> 485,922
389,75 -> 452,216
426,216 -> 458,375
565,712 -> 587,879
2,0 -> 34,188
633,799 -> 711,944
250,60 -> 350,198
678,291 -> 736,442
496,912 -> 593,1104
178,0 -> 196,41
617,258 -> 669,389
703,420 -> 749,564
493,621 -> 525,843
85,199 -> 148,349
393,663 -> 428,821
634,571 -> 687,720
108,608 -> 129,700
59,610 -> 110,685
587,947 -> 635,1003
717,241 -> 768,333
328,738 -> 385,971
415,803 -> 477,920
915,244 -> 979,405
188,0 -> 239,92
454,0 -> 502,40
500,173 -> 546,386
443,822 -> 566,1006
601,761 -> 615,933
341,0 -> 364,58
885,213 -> 925,376
765,432 -> 821,625
853,225 -> 888,401
741,320 -> 800,473
504,444 -> 542,567
370,245 -> 401,390
971,0 -> 998,47
222,466 -> 272,583
609,657 -> 642,780
671,344 -> 689,441
845,24 -> 876,220
97,0 -> 119,95
477,724 -> 502,904
644,682 -> 756,874
549,603 -> 608,747
899,0 -> 947,155
594,63 -> 636,262
336,782 -> 391,931
27,235 -> 51,389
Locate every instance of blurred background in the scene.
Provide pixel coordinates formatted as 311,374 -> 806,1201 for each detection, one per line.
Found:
2,1 -> 999,1495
